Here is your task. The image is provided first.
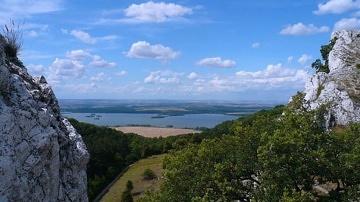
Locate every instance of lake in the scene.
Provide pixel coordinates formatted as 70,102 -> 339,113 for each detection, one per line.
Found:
63,113 -> 241,129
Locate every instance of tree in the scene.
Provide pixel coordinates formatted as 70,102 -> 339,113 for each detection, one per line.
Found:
311,59 -> 329,73
311,37 -> 337,73
121,180 -> 134,202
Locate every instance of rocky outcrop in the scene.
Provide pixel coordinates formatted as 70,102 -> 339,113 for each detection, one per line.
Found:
0,37 -> 89,201
303,30 -> 360,127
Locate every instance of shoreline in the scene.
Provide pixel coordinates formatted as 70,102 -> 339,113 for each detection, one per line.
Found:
112,126 -> 201,137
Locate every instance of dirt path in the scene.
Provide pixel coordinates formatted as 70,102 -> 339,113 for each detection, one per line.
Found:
113,126 -> 200,137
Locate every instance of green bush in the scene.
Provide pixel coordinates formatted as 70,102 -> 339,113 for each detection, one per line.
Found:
142,168 -> 156,180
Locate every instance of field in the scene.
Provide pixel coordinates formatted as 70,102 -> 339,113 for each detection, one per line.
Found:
114,126 -> 200,137
100,155 -> 164,202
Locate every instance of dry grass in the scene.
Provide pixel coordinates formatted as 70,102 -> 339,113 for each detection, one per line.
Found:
100,155 -> 164,202
113,126 -> 200,137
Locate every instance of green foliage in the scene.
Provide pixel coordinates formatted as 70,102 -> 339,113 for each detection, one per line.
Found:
126,180 -> 134,191
311,59 -> 329,74
121,181 -> 134,202
288,92 -> 305,110
356,64 -> 360,69
311,37 -> 337,73
68,118 -> 224,200
142,168 -> 156,180
142,106 -> 360,201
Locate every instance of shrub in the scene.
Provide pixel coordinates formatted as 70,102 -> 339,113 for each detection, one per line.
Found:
142,168 -> 156,180
356,64 -> 360,69
2,20 -> 23,58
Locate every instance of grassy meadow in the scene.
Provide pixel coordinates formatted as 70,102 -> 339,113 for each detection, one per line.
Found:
100,154 -> 164,201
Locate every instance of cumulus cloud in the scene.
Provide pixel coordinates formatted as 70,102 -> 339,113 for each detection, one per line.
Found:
298,54 -> 312,65
314,0 -> 360,15
178,64 -> 309,96
280,23 -> 329,35
144,70 -> 184,84
47,49 -> 117,84
89,55 -> 117,68
125,41 -> 180,59
196,57 -> 236,68
334,17 -> 360,30
188,72 -> 198,79
48,58 -> 86,84
66,50 -> 92,62
234,64 -> 308,88
123,1 -> 193,23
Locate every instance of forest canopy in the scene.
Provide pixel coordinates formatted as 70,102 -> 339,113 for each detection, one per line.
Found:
139,106 -> 360,201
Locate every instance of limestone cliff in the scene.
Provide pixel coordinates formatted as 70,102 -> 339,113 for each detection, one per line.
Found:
0,37 -> 89,200
302,30 -> 360,127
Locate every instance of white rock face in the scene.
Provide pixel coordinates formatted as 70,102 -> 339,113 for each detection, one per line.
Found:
0,37 -> 89,201
303,30 -> 360,127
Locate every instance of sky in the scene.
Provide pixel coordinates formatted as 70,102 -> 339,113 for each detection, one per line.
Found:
1,0 -> 360,102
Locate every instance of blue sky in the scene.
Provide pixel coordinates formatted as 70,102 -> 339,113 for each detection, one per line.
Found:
2,0 -> 360,102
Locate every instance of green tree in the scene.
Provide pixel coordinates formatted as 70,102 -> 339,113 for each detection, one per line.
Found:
126,180 -> 134,191
121,180 -> 134,202
311,59 -> 329,73
311,37 -> 337,73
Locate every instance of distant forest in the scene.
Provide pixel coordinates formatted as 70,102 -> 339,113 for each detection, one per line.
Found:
60,99 -> 276,116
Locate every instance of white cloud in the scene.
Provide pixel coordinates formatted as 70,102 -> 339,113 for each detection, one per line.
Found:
62,29 -> 118,44
280,23 -> 329,35
144,70 -> 184,84
298,54 -> 312,65
251,42 -> 260,48
314,0 -> 360,15
230,64 -> 308,90
188,72 -> 198,79
115,71 -> 127,76
90,72 -> 110,82
334,17 -> 360,30
66,50 -> 92,62
70,30 -> 97,44
46,50 -> 117,84
196,57 -> 236,68
123,1 -> 193,23
89,55 -> 117,68
125,41 -> 180,59
178,64 -> 309,96
47,58 -> 85,84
